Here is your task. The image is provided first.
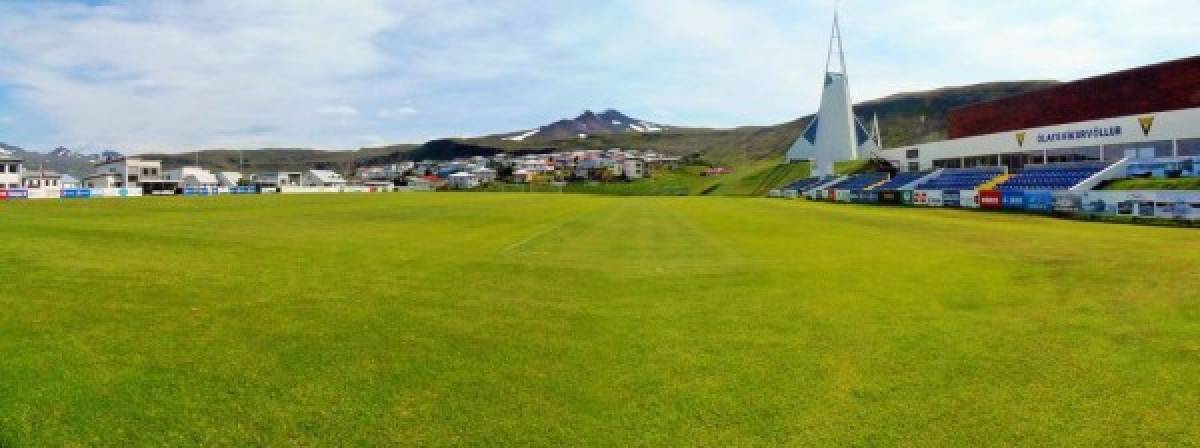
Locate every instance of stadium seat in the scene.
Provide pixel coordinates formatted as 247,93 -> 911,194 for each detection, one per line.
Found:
784,176 -> 835,192
914,167 -> 1005,190
874,171 -> 928,190
828,173 -> 889,190
995,162 -> 1107,192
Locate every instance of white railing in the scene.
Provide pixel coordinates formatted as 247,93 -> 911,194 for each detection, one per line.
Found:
1071,157 -> 1131,192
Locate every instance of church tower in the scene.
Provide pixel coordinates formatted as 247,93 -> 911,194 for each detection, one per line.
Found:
786,11 -> 877,177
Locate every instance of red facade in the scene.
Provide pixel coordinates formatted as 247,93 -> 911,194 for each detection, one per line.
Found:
948,56 -> 1200,139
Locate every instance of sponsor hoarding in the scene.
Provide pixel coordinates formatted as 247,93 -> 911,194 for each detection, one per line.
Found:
913,190 -> 930,206
925,190 -> 944,207
878,190 -> 900,204
1024,191 -> 1054,213
1002,191 -> 1026,210
960,190 -> 980,208
942,190 -> 961,208
979,190 -> 1003,209
1052,192 -> 1082,214
837,190 -> 853,203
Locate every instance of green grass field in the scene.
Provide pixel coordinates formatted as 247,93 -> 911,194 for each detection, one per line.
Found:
2,194 -> 1199,446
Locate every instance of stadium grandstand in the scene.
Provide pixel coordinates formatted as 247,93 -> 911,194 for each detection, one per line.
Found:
913,167 -> 1004,191
778,56 -> 1200,221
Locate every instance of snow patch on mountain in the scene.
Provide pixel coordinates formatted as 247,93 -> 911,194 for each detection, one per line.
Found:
504,129 -> 540,142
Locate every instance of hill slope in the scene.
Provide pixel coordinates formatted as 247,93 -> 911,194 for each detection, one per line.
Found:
432,80 -> 1059,166
5,80 -> 1057,176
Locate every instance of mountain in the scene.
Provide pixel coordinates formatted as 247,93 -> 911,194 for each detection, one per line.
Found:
3,80 -> 1061,176
496,109 -> 669,141
443,80 -> 1061,164
0,143 -> 102,177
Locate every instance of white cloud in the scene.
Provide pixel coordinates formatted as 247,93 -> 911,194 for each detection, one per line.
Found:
0,0 -> 1197,152
318,106 -> 360,118
0,0 -> 400,152
377,106 -> 417,118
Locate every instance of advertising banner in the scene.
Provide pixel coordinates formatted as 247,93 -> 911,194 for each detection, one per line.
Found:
0,190 -> 7,200
1002,191 -> 1026,210
913,190 -> 930,206
1052,192 -> 1082,214
925,190 -> 944,207
901,190 -> 914,205
959,190 -> 980,208
62,188 -> 92,199
878,190 -> 900,204
942,190 -> 961,208
865,191 -> 879,204
5,189 -> 29,199
837,190 -> 852,203
1024,191 -> 1054,213
1083,191 -> 1152,217
979,190 -> 1003,209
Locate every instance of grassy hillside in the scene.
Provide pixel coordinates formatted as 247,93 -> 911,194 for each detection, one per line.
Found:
2,194 -> 1198,445
103,81 -> 1057,178
447,81 -> 1058,165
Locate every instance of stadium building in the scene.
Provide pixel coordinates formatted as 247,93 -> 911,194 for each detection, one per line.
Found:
779,55 -> 1200,221
878,56 -> 1200,172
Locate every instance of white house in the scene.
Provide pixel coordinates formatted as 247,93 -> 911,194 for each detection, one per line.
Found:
216,171 -> 243,187
472,167 -> 498,184
405,176 -> 439,191
85,157 -> 175,192
622,158 -> 646,179
165,166 -> 219,188
21,169 -> 62,188
60,174 -> 81,189
0,151 -> 23,189
447,171 -> 479,189
302,170 -> 347,187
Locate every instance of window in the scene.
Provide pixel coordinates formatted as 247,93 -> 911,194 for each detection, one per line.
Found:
1178,139 -> 1200,157
906,149 -> 919,159
142,168 -> 151,176
1046,146 -> 1102,163
933,158 -> 962,169
963,154 -> 999,168
6,163 -> 16,173
907,162 -> 920,172
1000,153 -> 1026,171
128,175 -> 139,183
1103,140 -> 1172,160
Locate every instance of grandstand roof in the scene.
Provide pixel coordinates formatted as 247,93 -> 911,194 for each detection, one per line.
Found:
948,56 -> 1200,139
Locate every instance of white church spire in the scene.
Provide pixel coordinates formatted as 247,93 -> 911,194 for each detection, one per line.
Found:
785,9 -> 877,177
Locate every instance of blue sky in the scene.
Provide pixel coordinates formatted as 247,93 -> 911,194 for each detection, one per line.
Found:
0,0 -> 1197,154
